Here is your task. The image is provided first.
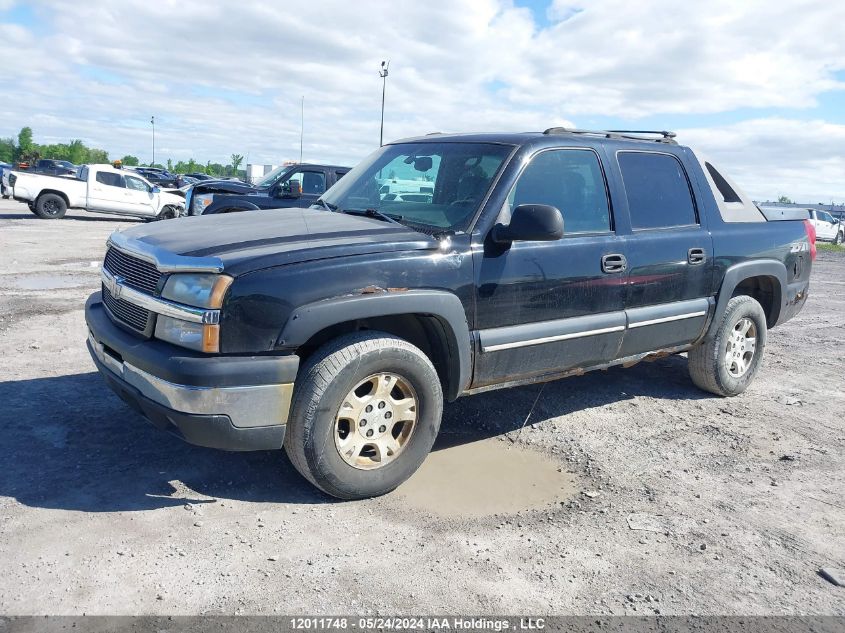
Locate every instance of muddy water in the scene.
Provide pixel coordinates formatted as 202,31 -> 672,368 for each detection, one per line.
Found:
394,438 -> 577,517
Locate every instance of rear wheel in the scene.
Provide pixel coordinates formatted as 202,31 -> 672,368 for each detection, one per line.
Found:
34,193 -> 67,219
284,331 -> 443,500
688,295 -> 767,396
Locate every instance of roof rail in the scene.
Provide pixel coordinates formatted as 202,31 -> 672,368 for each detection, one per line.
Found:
542,127 -> 678,144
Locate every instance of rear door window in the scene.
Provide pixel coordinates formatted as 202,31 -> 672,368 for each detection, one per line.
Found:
96,172 -> 124,188
618,152 -> 697,229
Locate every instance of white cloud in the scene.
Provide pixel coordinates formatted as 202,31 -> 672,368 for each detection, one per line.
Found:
681,118 -> 845,201
0,0 -> 843,200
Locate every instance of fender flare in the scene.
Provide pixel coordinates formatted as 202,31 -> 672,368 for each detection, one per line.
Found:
709,259 -> 787,337
278,290 -> 472,401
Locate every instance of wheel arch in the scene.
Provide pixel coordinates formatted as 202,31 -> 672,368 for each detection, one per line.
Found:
278,290 -> 471,401
36,189 -> 70,207
711,260 -> 786,335
204,200 -> 261,215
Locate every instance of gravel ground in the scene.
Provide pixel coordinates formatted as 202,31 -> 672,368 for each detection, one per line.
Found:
1,199 -> 844,615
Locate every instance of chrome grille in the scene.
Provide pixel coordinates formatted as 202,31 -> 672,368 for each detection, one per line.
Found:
103,247 -> 161,295
102,284 -> 150,332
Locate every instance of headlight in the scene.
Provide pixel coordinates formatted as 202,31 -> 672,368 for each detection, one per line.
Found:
156,274 -> 232,353
155,315 -> 219,353
161,274 -> 233,309
192,193 -> 213,215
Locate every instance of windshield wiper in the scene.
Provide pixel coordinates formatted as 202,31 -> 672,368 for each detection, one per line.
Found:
340,208 -> 405,226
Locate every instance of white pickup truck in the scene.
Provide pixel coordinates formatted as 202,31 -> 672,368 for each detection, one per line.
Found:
807,208 -> 843,245
10,164 -> 185,220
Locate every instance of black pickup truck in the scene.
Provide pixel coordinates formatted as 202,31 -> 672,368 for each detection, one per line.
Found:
85,129 -> 813,500
186,163 -> 350,215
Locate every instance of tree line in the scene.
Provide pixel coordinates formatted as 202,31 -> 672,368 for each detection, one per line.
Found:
0,127 -> 246,178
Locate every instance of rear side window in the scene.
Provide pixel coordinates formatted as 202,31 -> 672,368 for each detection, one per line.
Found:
96,172 -> 124,188
618,152 -> 697,229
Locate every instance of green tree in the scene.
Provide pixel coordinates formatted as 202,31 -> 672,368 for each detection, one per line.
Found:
67,139 -> 87,165
17,127 -> 33,158
777,195 -> 793,204
121,155 -> 140,166
230,153 -> 244,173
0,137 -> 15,163
167,158 -> 173,171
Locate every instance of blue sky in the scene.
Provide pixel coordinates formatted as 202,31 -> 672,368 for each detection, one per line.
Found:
1,0 -> 844,200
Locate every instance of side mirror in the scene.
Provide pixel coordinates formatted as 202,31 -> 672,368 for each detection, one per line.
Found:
492,204 -> 564,244
280,179 -> 302,198
151,186 -> 160,193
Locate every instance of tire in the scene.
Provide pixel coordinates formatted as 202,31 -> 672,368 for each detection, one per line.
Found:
835,231 -> 843,246
284,331 -> 443,500
34,193 -> 67,219
688,295 -> 767,397
156,205 -> 178,220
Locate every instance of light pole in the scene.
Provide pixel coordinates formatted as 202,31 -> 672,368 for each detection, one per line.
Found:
379,60 -> 389,147
300,95 -> 304,164
150,116 -> 155,167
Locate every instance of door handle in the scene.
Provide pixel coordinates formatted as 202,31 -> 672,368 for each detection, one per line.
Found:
601,253 -> 627,274
688,247 -> 706,265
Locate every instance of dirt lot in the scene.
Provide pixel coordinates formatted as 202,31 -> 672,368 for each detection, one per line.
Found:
0,199 -> 843,616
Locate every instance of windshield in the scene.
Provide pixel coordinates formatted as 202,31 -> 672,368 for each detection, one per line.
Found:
319,142 -> 513,233
255,165 -> 293,188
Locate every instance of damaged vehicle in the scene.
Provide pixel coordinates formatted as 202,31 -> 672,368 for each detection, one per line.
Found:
85,129 -> 813,500
185,163 -> 350,215
10,164 -> 185,220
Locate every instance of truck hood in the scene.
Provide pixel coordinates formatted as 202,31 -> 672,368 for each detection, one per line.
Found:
115,207 -> 439,275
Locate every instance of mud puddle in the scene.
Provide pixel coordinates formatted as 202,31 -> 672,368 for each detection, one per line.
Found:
2,273 -> 95,290
394,438 -> 577,517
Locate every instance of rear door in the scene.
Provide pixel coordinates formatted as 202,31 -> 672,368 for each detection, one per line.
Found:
88,170 -> 127,213
613,150 -> 714,357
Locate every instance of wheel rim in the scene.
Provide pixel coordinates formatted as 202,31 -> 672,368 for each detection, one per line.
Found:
334,372 -> 418,470
725,317 -> 757,378
44,200 -> 59,215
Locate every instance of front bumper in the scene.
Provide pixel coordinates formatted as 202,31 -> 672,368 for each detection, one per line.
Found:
85,293 -> 298,451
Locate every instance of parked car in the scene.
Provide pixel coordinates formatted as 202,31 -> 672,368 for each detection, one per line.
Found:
806,209 -> 843,244
85,128 -> 813,500
0,162 -> 11,198
17,159 -> 78,177
184,172 -> 215,181
10,163 -> 185,220
185,163 -> 350,215
129,167 -> 180,188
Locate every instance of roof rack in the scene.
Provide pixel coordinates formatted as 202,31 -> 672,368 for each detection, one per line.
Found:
542,127 -> 678,144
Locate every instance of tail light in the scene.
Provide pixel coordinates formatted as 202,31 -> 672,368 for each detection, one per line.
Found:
803,219 -> 817,261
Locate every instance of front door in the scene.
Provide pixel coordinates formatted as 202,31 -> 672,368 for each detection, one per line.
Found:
278,169 -> 327,208
123,174 -> 157,217
613,150 -> 715,357
473,147 -> 628,388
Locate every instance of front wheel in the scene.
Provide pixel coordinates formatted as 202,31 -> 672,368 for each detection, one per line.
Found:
284,331 -> 443,500
835,230 -> 843,246
688,295 -> 767,397
156,205 -> 179,220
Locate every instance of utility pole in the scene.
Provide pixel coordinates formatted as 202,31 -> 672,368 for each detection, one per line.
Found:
379,60 -> 389,147
150,116 -> 155,166
300,96 -> 304,164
